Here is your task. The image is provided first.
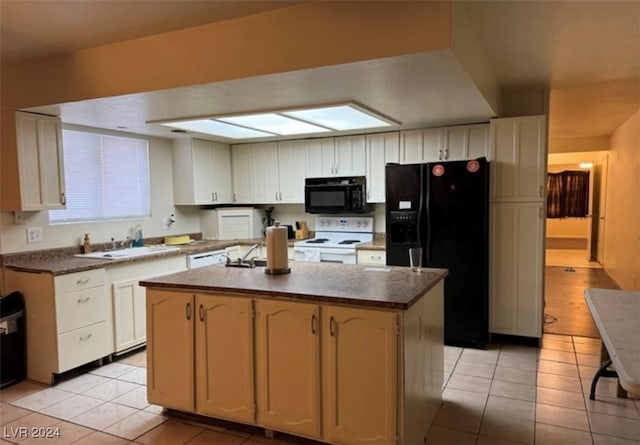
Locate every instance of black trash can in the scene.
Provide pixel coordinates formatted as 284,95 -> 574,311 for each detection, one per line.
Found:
0,291 -> 26,388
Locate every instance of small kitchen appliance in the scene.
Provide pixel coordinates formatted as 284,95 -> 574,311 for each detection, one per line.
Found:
385,158 -> 490,348
294,216 -> 374,264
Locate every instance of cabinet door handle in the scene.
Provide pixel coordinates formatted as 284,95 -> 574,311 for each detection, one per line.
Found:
311,313 -> 317,335
279,191 -> 282,201
76,278 -> 90,285
444,148 -> 449,159
77,296 -> 91,304
418,315 -> 424,341
438,149 -> 442,160
79,333 -> 92,342
61,192 -> 66,205
329,316 -> 336,337
539,186 -> 544,198
199,304 -> 204,322
186,302 -> 191,320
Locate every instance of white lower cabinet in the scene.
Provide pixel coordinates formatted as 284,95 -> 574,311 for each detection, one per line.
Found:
490,202 -> 545,338
108,255 -> 186,353
4,268 -> 110,384
356,249 -> 386,265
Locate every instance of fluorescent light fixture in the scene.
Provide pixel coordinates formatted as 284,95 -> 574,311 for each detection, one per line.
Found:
283,105 -> 393,130
579,162 -> 593,169
160,120 -> 273,139
152,102 -> 399,140
218,113 -> 330,136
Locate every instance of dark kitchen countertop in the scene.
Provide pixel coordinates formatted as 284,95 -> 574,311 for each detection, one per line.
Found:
140,262 -> 447,310
2,238 -> 299,276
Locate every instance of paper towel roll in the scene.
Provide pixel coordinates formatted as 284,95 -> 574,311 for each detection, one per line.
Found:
265,223 -> 290,275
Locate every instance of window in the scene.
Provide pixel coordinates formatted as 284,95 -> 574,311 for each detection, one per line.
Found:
49,129 -> 150,224
546,170 -> 589,218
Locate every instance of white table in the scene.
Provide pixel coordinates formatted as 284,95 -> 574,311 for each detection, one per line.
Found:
584,288 -> 640,400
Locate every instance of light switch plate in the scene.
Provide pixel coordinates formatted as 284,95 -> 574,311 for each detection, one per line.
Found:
26,227 -> 43,243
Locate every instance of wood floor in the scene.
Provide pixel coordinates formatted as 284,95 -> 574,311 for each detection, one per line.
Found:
544,263 -> 620,338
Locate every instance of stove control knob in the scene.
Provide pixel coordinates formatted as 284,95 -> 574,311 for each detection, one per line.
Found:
363,220 -> 369,227
356,221 -> 362,228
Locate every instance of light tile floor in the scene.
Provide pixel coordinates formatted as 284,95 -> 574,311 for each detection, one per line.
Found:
1,335 -> 639,445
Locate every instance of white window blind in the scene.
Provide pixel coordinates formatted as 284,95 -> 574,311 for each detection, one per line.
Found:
49,129 -> 150,223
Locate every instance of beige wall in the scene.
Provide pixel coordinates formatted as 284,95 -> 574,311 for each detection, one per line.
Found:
1,1 -> 453,212
603,110 -> 640,290
0,127 -> 200,254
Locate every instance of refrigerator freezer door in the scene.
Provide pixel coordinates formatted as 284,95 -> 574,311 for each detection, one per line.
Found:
385,164 -> 422,266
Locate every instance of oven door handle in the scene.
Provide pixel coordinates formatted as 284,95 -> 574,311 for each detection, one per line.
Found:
294,248 -> 354,255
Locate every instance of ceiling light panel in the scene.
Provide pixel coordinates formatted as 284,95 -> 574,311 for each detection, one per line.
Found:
282,105 -> 393,130
160,120 -> 273,139
218,113 -> 330,135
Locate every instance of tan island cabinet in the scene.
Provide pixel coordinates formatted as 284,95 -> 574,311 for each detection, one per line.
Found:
147,291 -> 255,423
146,290 -> 194,411
323,306 -> 398,445
256,300 -> 321,439
143,270 -> 444,445
196,294 -> 255,423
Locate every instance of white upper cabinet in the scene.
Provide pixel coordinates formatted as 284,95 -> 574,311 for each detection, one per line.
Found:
172,138 -> 233,205
231,140 -> 307,204
400,128 -> 445,164
366,132 -> 399,203
231,144 -> 253,204
251,142 -> 280,204
400,124 -> 489,165
15,111 -> 66,210
306,135 -> 365,177
277,140 -> 307,203
490,116 -> 547,202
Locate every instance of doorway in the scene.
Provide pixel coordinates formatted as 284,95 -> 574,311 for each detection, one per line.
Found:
543,151 -> 615,337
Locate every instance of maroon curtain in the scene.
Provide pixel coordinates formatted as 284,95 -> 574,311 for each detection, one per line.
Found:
546,170 -> 589,218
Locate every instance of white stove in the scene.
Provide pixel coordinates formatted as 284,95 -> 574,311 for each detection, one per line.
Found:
294,217 -> 374,264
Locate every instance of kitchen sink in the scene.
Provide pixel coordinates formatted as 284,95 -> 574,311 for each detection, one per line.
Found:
74,245 -> 181,260
225,258 -> 267,268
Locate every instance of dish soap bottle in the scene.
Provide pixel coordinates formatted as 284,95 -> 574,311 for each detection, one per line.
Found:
133,225 -> 144,247
83,233 -> 91,253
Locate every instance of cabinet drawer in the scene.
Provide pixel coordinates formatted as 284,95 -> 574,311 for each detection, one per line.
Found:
55,268 -> 105,294
357,250 -> 386,265
57,321 -> 110,373
55,286 -> 107,334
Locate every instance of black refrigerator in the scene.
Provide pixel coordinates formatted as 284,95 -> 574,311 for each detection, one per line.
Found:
385,158 -> 489,348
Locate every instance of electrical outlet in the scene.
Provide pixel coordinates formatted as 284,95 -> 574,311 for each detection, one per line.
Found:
26,227 -> 43,243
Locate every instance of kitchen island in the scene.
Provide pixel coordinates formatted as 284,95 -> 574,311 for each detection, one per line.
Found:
140,262 -> 447,445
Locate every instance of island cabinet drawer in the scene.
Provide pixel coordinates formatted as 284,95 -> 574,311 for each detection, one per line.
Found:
57,321 -> 110,373
55,286 -> 107,334
357,250 -> 386,265
55,268 -> 106,294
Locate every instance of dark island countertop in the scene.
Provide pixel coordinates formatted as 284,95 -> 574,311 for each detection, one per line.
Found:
140,262 -> 447,310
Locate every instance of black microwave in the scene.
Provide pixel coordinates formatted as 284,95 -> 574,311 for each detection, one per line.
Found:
304,176 -> 368,214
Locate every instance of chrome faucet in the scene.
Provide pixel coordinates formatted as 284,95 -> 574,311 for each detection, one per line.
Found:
240,244 -> 260,263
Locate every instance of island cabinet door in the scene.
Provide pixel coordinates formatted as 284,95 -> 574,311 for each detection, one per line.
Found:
256,300 -> 321,439
146,290 -> 195,411
195,294 -> 255,424
323,306 -> 398,445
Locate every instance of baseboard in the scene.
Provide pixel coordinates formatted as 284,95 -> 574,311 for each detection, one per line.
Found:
546,237 -> 587,250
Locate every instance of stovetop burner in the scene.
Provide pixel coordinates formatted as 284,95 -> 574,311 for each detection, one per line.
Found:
338,240 -> 361,244
306,238 -> 329,244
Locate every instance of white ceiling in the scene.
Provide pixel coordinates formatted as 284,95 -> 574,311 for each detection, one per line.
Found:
1,1 -> 639,144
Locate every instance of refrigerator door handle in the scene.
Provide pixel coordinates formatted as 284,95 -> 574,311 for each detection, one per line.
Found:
418,165 -> 429,263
